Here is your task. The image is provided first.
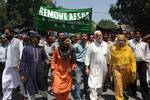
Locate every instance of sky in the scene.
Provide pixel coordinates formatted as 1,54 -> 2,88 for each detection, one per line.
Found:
55,0 -> 117,23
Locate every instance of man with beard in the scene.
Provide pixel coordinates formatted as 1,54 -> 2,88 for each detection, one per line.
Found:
19,31 -> 49,100
85,31 -> 108,100
51,36 -> 76,100
2,26 -> 25,100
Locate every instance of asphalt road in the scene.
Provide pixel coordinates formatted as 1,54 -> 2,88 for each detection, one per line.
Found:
47,84 -> 143,100
0,80 -> 149,100
47,79 -> 146,100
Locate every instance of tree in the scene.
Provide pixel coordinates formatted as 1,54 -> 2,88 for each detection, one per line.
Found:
3,0 -> 55,27
91,20 -> 96,33
97,19 -> 117,29
109,0 -> 150,33
0,0 -> 7,31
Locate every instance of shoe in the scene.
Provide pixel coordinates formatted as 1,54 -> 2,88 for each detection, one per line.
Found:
130,93 -> 137,98
123,92 -> 129,100
42,97 -> 48,100
142,95 -> 150,100
148,80 -> 150,86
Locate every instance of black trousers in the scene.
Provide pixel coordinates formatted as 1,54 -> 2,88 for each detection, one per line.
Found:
129,61 -> 149,100
0,62 -> 5,96
82,65 -> 90,99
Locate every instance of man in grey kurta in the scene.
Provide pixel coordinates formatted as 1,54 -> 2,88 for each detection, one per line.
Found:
19,31 -> 48,100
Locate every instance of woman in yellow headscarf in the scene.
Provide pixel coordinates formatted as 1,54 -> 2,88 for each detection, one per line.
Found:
110,34 -> 136,100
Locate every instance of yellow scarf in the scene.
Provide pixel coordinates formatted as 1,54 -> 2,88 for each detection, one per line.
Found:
110,35 -> 136,73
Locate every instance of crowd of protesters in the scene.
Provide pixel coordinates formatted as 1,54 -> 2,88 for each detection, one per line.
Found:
0,25 -> 150,100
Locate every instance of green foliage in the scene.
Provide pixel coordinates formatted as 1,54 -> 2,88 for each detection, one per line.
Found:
42,0 -> 55,6
0,0 -> 7,24
0,0 -> 55,27
91,20 -> 96,33
97,19 -> 117,29
109,0 -> 150,32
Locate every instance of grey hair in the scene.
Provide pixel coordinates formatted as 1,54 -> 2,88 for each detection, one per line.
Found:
94,30 -> 102,35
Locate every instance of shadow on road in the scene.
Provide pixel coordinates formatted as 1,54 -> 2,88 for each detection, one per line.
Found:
102,94 -> 115,100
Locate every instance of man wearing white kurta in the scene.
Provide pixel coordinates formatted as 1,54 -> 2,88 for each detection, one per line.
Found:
2,27 -> 24,100
85,31 -> 108,100
128,31 -> 150,100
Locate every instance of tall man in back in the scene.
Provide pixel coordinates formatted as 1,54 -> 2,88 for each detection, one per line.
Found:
128,30 -> 150,100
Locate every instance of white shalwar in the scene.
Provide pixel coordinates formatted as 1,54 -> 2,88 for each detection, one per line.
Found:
147,63 -> 150,84
85,41 -> 108,100
2,38 -> 23,100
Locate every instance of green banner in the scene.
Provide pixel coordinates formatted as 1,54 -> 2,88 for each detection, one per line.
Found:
34,6 -> 92,33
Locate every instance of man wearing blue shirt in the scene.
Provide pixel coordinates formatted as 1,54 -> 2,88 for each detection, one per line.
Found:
73,33 -> 90,100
